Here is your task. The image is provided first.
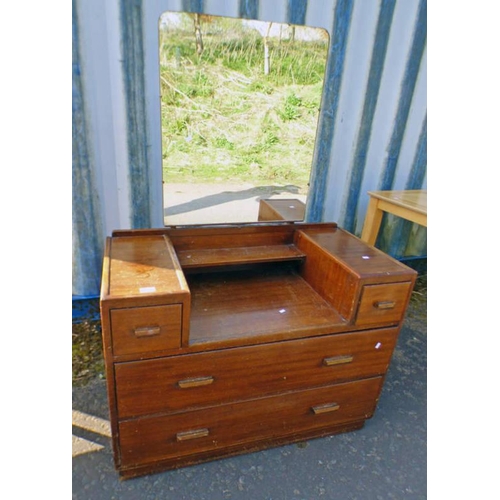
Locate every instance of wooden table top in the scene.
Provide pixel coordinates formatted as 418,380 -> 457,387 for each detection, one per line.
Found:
367,190 -> 427,215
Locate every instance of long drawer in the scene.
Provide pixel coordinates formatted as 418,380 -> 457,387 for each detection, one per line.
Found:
115,328 -> 397,419
118,376 -> 383,468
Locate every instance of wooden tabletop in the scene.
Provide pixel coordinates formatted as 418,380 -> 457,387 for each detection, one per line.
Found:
366,190 -> 427,215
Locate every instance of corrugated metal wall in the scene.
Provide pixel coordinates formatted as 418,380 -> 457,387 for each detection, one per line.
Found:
72,0 -> 427,296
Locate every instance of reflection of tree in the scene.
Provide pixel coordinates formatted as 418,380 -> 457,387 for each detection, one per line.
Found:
189,14 -> 216,57
264,22 -> 273,75
193,13 -> 203,56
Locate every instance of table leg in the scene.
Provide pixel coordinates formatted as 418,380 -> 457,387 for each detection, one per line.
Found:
361,198 -> 384,245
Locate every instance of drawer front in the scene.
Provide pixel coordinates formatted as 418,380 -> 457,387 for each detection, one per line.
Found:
356,282 -> 412,326
110,305 -> 182,357
115,328 -> 397,419
119,377 -> 383,468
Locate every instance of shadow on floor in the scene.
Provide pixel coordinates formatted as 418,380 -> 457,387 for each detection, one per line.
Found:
164,184 -> 302,217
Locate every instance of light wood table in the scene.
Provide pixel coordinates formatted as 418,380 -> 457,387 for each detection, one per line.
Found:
361,190 -> 427,246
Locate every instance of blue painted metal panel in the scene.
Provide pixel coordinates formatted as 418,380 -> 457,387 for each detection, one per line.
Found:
72,0 -> 427,300
377,0 -> 427,259
287,0 -> 308,25
343,0 -> 396,233
239,0 -> 258,19
384,114 -> 427,258
183,0 -> 204,12
406,114 -> 427,190
120,0 -> 152,229
379,0 -> 426,191
72,0 -> 104,296
73,295 -> 101,323
307,0 -> 354,222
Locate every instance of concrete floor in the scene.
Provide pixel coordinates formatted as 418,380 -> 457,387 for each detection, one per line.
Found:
72,289 -> 426,500
163,182 -> 307,225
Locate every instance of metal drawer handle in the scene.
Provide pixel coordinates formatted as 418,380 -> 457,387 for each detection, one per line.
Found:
323,355 -> 353,367
176,428 -> 209,442
177,376 -> 214,389
133,326 -> 161,338
374,300 -> 396,310
312,403 -> 340,415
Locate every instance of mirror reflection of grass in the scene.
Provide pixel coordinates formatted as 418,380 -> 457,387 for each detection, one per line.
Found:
160,15 -> 328,191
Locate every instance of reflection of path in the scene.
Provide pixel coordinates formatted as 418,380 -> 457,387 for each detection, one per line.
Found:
72,410 -> 111,457
164,182 -> 307,225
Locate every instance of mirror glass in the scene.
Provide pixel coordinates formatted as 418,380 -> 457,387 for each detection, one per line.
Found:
159,12 -> 329,225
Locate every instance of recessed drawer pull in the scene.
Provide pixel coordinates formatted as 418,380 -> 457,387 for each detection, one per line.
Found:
177,376 -> 215,389
374,300 -> 396,310
133,326 -> 161,338
323,355 -> 354,367
312,403 -> 340,415
176,428 -> 209,442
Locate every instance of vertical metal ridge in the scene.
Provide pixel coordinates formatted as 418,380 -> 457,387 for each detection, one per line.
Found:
120,0 -> 151,228
287,0 -> 308,25
384,113 -> 426,258
306,0 -> 354,222
378,0 -> 427,191
405,114 -> 427,190
387,216 -> 426,258
72,0 -> 104,295
239,0 -> 259,19
342,0 -> 396,233
404,223 -> 427,258
182,0 -> 204,12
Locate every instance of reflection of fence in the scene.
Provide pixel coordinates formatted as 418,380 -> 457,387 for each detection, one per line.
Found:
72,410 -> 111,458
243,20 -> 328,41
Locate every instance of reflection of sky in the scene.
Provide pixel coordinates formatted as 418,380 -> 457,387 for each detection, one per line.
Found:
159,12 -> 183,28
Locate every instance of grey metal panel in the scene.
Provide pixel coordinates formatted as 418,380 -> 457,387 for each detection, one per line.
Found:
341,0 -> 397,233
306,0 -> 354,223
72,0 -> 104,295
72,0 -> 427,295
119,0 -> 153,229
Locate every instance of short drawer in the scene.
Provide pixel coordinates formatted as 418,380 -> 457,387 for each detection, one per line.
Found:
118,376 -> 383,468
110,305 -> 182,357
115,328 -> 398,419
355,282 -> 412,326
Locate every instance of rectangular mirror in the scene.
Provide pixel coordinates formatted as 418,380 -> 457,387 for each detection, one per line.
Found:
159,12 -> 329,225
